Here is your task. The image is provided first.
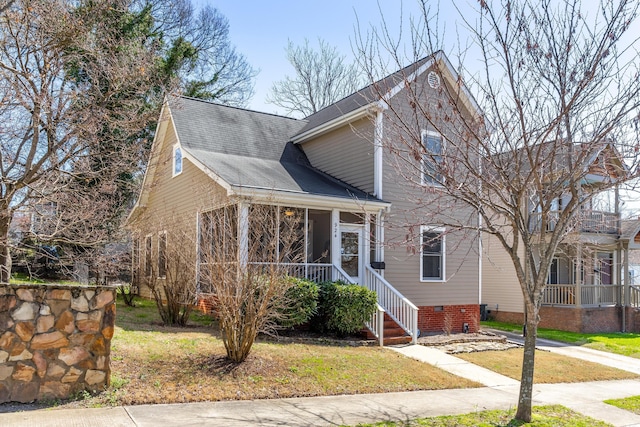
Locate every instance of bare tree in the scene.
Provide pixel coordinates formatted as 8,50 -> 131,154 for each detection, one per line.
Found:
268,38 -> 364,117
198,204 -> 305,362
0,0 -> 256,284
357,0 -> 640,421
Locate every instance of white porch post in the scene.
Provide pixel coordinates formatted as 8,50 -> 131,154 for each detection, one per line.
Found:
238,202 -> 249,269
364,214 -> 371,269
576,243 -> 582,308
624,243 -> 629,332
376,209 -> 385,277
331,209 -> 340,280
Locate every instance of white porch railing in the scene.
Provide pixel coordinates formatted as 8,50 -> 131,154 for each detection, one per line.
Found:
528,210 -> 619,234
541,284 -> 576,306
542,284 -> 621,307
364,266 -> 419,344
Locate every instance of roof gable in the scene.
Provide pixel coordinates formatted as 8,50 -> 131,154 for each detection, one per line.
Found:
292,51 -> 481,142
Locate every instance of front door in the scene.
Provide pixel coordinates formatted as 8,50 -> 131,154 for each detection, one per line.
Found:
340,225 -> 363,284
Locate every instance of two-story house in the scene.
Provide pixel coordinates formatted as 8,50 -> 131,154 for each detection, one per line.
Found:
482,142 -> 640,333
127,52 -> 483,342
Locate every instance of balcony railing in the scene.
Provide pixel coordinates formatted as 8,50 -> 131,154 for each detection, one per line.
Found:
542,284 -> 621,307
528,210 -> 619,234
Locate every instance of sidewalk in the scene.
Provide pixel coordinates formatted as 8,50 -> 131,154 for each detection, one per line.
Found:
1,339 -> 640,426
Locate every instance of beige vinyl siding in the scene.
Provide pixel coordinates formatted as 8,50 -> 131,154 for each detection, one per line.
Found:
301,118 -> 375,194
481,233 -> 524,314
133,117 -> 227,297
378,67 -> 480,307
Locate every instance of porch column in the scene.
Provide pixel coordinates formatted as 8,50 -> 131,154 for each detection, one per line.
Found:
364,214 -> 371,268
624,243 -> 630,332
238,202 -> 249,268
376,209 -> 385,277
576,243 -> 582,308
331,209 -> 340,280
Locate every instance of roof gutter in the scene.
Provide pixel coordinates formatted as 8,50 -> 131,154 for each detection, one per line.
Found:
231,185 -> 391,213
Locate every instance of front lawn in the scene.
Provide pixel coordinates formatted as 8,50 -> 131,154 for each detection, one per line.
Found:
354,405 -> 612,426
61,296 -> 479,408
604,395 -> 640,415
456,348 -> 637,383
482,320 -> 640,359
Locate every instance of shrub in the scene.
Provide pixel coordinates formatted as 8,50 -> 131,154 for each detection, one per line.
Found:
315,280 -> 377,336
278,276 -> 319,328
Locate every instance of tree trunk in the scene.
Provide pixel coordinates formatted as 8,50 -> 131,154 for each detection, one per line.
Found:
515,302 -> 539,422
0,208 -> 11,284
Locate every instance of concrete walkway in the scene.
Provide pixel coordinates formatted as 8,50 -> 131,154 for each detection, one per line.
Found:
2,338 -> 640,426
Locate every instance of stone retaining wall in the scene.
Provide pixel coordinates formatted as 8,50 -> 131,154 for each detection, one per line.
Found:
0,284 -> 116,403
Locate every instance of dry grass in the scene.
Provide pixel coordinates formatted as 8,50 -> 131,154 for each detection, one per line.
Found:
52,297 -> 478,408
456,348 -> 638,383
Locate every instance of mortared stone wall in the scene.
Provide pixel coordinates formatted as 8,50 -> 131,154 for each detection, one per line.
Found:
0,284 -> 116,403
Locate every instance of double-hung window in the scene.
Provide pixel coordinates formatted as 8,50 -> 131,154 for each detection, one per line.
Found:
421,130 -> 443,185
420,226 -> 445,281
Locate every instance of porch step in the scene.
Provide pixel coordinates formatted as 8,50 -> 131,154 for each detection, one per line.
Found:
362,314 -> 412,344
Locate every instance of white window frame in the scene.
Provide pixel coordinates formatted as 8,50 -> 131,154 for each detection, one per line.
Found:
173,144 -> 183,177
421,130 -> 444,186
158,231 -> 167,279
420,226 -> 446,282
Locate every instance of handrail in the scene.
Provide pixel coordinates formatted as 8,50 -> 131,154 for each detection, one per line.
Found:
365,265 -> 419,344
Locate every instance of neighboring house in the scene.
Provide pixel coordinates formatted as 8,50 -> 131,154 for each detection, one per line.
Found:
127,52 -> 482,341
482,143 -> 640,333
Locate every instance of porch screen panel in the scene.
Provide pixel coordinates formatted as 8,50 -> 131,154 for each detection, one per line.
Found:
279,207 -> 304,264
248,205 -> 278,263
308,210 -> 331,263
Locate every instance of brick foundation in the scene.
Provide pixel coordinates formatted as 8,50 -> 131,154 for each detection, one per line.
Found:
490,306 -> 627,333
490,310 -> 524,325
417,304 -> 480,334
624,307 -> 640,333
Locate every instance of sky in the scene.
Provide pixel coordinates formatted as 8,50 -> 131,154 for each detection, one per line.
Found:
196,0 -> 640,216
199,0 -> 461,114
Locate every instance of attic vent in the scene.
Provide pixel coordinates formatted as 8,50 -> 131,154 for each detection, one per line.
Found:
427,71 -> 441,89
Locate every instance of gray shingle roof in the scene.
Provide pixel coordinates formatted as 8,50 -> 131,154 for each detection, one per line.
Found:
294,56 -> 433,137
169,97 -> 382,202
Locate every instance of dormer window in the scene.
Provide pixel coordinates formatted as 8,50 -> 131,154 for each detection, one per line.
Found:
173,145 -> 183,176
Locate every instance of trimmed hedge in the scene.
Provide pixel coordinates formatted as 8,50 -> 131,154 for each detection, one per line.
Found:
315,280 -> 377,336
278,276 -> 319,328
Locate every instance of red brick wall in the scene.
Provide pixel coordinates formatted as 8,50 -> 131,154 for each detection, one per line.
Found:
625,307 -> 640,333
490,311 -> 524,325
539,306 -> 622,333
490,307 -> 625,333
418,304 -> 480,334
